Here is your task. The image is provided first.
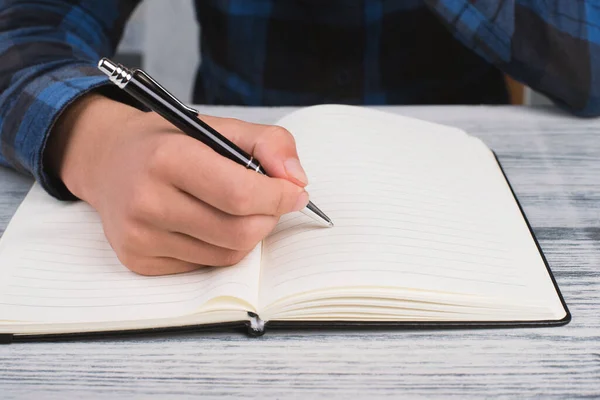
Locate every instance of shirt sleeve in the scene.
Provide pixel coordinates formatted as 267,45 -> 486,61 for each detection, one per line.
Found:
425,0 -> 600,117
0,0 -> 140,200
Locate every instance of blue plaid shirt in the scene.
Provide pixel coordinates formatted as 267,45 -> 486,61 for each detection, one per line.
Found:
0,0 -> 598,199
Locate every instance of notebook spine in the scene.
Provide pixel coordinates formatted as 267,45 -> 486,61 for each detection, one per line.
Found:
247,312 -> 266,337
0,334 -> 14,344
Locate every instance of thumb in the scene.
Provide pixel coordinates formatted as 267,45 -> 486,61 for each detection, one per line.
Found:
199,115 -> 309,187
250,125 -> 308,187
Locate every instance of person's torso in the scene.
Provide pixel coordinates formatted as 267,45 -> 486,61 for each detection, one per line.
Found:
192,0 -> 508,106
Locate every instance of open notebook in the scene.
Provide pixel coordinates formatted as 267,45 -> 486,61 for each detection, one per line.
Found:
0,105 -> 569,342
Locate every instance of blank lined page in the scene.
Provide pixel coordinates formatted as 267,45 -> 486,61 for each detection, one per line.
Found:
0,184 -> 260,325
259,105 -> 565,319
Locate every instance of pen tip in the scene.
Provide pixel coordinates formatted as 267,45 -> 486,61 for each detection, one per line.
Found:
328,221 -> 334,228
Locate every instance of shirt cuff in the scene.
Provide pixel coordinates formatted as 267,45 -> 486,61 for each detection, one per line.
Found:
16,63 -> 144,201
9,63 -> 109,200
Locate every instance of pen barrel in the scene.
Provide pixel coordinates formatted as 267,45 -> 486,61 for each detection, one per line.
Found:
126,70 -> 260,171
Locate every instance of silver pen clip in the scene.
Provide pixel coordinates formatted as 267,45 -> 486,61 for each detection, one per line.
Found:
135,69 -> 200,116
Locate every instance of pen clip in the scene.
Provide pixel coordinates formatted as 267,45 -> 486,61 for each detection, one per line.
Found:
135,69 -> 199,116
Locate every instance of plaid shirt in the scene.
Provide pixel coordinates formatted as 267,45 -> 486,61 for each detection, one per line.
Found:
0,0 -> 598,200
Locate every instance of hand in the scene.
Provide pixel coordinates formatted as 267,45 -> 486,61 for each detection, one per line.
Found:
46,94 -> 309,275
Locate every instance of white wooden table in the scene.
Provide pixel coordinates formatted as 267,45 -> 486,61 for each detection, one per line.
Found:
1,106 -> 599,399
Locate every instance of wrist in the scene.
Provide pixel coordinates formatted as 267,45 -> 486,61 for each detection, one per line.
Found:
46,93 -> 141,205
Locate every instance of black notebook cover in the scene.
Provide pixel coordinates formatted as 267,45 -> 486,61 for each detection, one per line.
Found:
0,152 -> 571,344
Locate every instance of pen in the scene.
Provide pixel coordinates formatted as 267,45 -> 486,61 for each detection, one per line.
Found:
97,58 -> 333,227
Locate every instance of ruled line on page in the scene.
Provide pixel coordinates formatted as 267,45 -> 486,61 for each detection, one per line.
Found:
267,233 -> 512,261
266,254 -> 517,281
0,282 -> 253,308
269,266 -> 525,289
304,175 -> 479,200
23,248 -> 115,257
4,279 -> 250,300
271,223 -> 507,249
8,263 -> 220,284
270,210 -> 504,240
272,213 -> 503,239
24,242 -> 114,251
267,243 -> 513,272
20,257 -> 123,267
17,266 -> 131,275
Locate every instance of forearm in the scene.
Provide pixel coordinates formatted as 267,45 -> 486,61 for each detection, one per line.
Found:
425,0 -> 600,116
0,0 -> 140,199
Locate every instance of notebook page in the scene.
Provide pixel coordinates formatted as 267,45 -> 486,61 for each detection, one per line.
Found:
258,105 -> 565,319
0,184 -> 261,325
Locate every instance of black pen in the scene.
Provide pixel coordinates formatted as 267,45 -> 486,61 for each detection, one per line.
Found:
97,58 -> 333,227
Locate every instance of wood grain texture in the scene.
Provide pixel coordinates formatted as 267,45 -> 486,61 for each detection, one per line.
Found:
1,105 -> 599,399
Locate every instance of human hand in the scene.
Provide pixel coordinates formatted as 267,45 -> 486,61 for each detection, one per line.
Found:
46,94 -> 309,275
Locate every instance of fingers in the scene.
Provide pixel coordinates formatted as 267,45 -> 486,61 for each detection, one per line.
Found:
117,232 -> 254,276
148,231 -> 252,267
123,256 -> 202,277
161,135 -> 309,217
199,115 -> 309,187
110,217 -> 256,275
145,186 -> 280,251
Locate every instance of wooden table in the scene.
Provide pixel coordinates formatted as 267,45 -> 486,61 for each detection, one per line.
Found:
1,106 -> 599,399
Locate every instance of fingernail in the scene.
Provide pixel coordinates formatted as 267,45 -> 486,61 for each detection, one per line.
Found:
293,191 -> 310,212
284,158 -> 309,186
